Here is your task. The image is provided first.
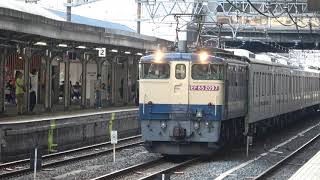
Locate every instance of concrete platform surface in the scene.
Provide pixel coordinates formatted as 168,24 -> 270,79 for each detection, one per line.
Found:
289,151 -> 320,180
0,106 -> 138,124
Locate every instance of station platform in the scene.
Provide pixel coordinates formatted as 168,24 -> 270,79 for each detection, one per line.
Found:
0,106 -> 139,162
289,151 -> 320,180
0,106 -> 137,124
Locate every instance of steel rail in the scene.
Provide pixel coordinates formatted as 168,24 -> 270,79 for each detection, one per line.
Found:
0,135 -> 141,169
139,157 -> 200,180
0,135 -> 142,179
91,157 -> 200,180
253,133 -> 320,180
91,158 -> 166,180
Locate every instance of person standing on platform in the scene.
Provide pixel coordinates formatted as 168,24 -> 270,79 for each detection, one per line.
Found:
94,74 -> 102,108
73,82 -> 81,100
29,69 -> 38,113
11,79 -> 16,104
15,71 -> 25,115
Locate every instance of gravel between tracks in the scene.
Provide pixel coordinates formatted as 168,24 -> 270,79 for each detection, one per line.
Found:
170,116 -> 320,180
0,137 -> 141,175
12,145 -> 161,180
114,160 -> 175,180
222,125 -> 320,180
9,115 -> 320,180
264,134 -> 320,180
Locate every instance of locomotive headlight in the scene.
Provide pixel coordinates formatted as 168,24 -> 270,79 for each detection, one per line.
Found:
199,51 -> 209,62
154,50 -> 164,63
194,121 -> 200,130
160,121 -> 167,128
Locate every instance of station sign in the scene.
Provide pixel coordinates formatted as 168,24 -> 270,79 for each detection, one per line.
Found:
98,48 -> 106,57
111,130 -> 118,144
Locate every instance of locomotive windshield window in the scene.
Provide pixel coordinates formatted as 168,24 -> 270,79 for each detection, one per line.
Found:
175,64 -> 186,79
191,64 -> 223,80
140,63 -> 170,79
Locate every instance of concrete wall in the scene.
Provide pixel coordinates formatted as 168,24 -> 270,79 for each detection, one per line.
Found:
0,110 -> 139,162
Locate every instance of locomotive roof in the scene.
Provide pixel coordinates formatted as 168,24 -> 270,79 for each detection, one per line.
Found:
140,52 -> 243,63
140,52 -> 319,75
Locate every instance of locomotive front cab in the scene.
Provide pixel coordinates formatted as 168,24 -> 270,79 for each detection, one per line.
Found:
139,52 -> 225,155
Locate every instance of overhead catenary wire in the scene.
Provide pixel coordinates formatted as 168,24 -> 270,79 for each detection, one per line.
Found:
267,6 -> 295,27
286,7 -> 308,29
225,0 -> 311,29
246,0 -> 309,28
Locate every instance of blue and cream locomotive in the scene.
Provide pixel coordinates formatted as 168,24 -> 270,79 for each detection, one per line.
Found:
139,48 -> 320,155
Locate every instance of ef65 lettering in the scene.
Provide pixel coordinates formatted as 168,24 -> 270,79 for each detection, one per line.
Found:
190,85 -> 219,91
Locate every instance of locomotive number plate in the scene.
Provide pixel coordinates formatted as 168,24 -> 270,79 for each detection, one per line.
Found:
189,85 -> 219,91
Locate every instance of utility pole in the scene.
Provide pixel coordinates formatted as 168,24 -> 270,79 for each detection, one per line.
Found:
67,0 -> 72,22
137,1 -> 141,34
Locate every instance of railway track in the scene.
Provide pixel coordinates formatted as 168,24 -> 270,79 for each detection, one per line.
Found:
214,122 -> 320,180
91,157 -> 200,180
0,135 -> 142,179
253,133 -> 320,180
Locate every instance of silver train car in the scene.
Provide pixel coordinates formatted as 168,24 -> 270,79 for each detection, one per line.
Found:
139,48 -> 320,155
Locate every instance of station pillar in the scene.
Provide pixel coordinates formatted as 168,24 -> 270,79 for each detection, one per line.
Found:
23,48 -> 32,113
96,58 -> 103,76
111,56 -> 117,105
64,58 -> 71,110
44,51 -> 52,111
127,56 -> 137,104
81,56 -> 87,109
123,57 -> 129,105
0,49 -> 6,113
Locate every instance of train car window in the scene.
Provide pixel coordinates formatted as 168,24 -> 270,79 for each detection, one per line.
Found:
274,74 -> 276,96
140,63 -> 170,79
191,64 -> 223,80
175,64 -> 186,79
289,76 -> 292,94
255,72 -> 259,97
258,73 -> 261,97
287,75 -> 289,97
261,73 -> 264,96
276,74 -> 279,95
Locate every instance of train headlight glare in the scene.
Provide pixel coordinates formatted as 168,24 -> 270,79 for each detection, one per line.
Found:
199,51 -> 209,62
194,122 -> 200,130
154,51 -> 163,63
160,121 -> 166,128
205,121 -> 209,126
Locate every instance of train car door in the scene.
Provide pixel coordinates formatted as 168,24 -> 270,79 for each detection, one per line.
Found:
170,61 -> 190,137
171,62 -> 189,110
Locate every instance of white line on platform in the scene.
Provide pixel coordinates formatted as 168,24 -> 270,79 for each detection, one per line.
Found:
214,122 -> 320,180
0,108 -> 138,124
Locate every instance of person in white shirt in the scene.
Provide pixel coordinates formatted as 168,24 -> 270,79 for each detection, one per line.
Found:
29,69 -> 38,113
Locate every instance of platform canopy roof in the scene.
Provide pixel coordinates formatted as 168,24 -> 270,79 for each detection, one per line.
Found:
0,0 -> 171,54
0,0 -> 134,32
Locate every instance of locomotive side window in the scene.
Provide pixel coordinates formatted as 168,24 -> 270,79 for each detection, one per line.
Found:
191,64 -> 223,80
175,64 -> 186,79
140,63 -> 170,79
